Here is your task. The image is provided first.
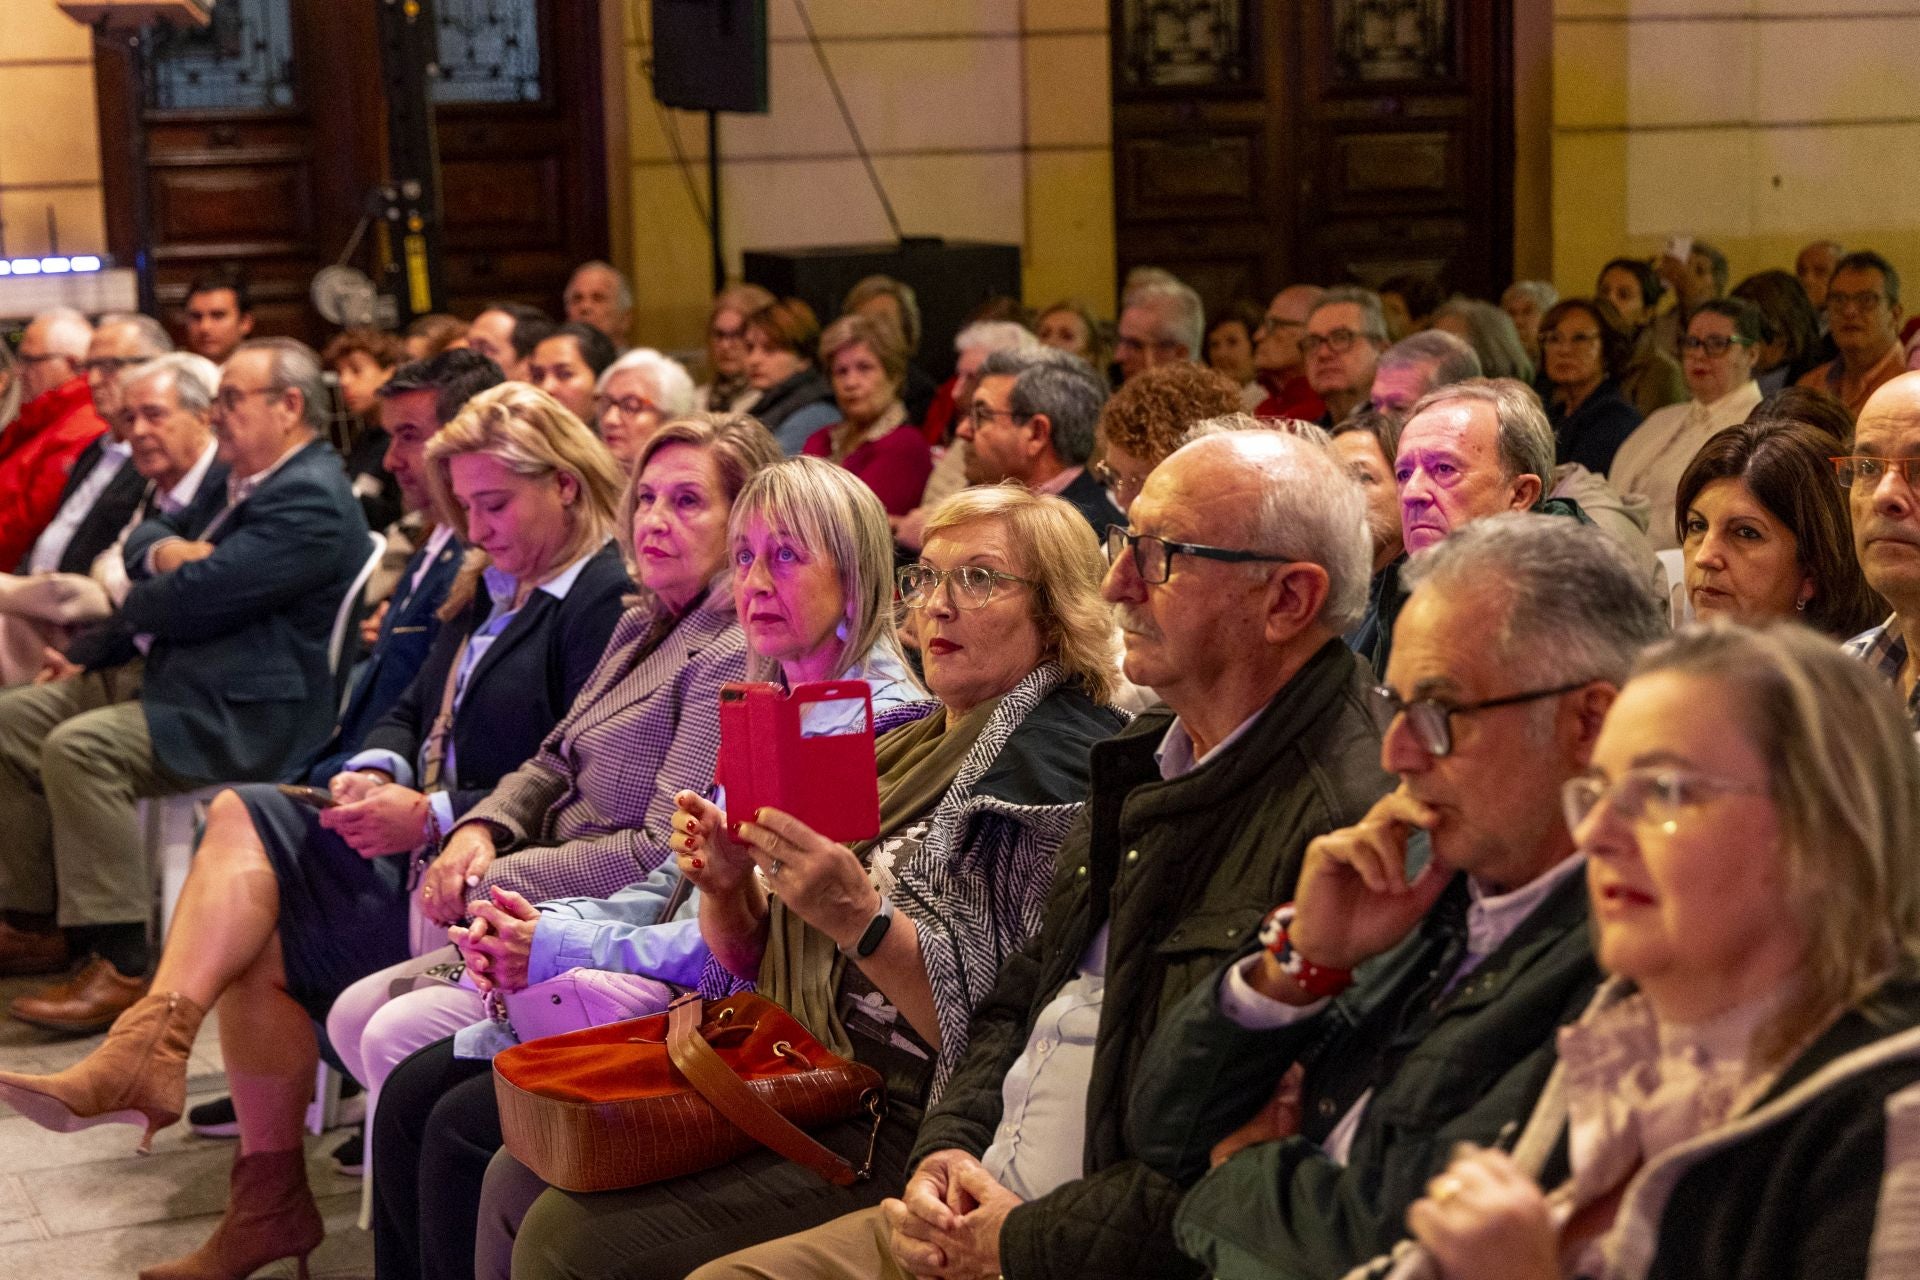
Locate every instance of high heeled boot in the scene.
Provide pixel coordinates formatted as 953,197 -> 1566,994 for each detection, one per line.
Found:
139,1147 -> 325,1280
0,989 -> 205,1153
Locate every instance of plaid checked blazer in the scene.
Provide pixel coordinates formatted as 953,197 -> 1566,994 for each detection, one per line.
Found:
465,578 -> 747,903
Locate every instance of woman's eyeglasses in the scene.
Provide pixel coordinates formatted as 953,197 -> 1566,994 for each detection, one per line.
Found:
897,564 -> 1034,610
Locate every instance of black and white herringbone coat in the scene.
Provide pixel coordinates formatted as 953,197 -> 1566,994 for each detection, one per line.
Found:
890,661 -> 1130,1098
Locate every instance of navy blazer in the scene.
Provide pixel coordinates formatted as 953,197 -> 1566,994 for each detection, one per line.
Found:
306,529 -> 466,781
121,438 -> 370,782
17,436 -> 148,575
356,540 -> 629,821
61,456 -> 232,672
1057,466 -> 1124,535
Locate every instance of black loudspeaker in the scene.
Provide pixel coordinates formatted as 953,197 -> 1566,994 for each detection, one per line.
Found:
651,0 -> 769,114
743,240 -> 1023,383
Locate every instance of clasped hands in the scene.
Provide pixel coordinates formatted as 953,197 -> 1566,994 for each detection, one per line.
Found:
449,885 -> 540,993
882,1149 -> 1022,1280
317,769 -> 432,861
669,790 -> 880,950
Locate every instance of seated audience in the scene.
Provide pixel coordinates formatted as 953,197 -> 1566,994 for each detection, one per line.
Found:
529,321 -> 616,427
594,347 -> 694,469
394,482 -> 1125,1280
1407,623 -> 1920,1280
1368,330 -> 1482,416
1330,408 -> 1404,577
905,321 -> 1047,538
804,314 -> 933,516
1431,297 -> 1535,382
1610,298 -> 1766,551
1596,257 -> 1689,417
694,282 -> 776,415
1355,379 -> 1561,675
0,347 -> 215,686
1116,277 -> 1205,382
465,303 -> 554,383
0,379 -> 628,1279
690,428 -> 1390,1280
1305,286 -> 1389,425
741,297 -> 837,454
1732,268 -> 1825,392
956,348 -> 1120,531
1799,249 -> 1906,416
1252,284 -> 1329,422
181,266 -> 255,364
842,274 -> 937,424
402,313 -> 467,362
1675,416 -> 1883,637
0,338 -> 368,1017
563,260 -> 632,347
321,326 -> 407,532
1841,372 -> 1920,729
1378,272 -> 1444,341
1090,361 -> 1243,514
1204,300 -> 1266,409
1135,513 -> 1662,1280
1034,298 -> 1109,371
1538,297 -> 1643,475
1501,279 -> 1558,371
2,309 -> 108,571
24,315 -> 173,575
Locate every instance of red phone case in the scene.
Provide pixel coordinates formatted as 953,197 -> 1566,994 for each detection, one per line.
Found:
716,680 -> 880,842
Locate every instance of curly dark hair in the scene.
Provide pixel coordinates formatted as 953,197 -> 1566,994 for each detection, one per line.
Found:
1097,362 -> 1244,465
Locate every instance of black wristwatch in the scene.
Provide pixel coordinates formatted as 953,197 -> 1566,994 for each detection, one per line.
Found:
841,895 -> 896,959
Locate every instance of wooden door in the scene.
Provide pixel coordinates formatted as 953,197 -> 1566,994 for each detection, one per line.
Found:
1109,0 -> 1513,314
90,0 -> 609,346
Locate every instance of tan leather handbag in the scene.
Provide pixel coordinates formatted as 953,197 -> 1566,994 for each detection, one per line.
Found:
493,992 -> 886,1193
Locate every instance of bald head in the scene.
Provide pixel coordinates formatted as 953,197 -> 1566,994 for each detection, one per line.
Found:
1847,371 -> 1920,617
17,309 -> 93,404
1255,284 -> 1327,378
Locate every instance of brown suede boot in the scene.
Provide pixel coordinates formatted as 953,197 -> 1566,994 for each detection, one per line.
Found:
0,989 -> 204,1153
138,1147 -> 324,1280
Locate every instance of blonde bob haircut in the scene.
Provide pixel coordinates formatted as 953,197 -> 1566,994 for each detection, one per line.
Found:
1629,621 -> 1920,1061
918,484 -> 1121,706
728,455 -> 914,685
425,382 -> 626,616
617,412 -> 782,606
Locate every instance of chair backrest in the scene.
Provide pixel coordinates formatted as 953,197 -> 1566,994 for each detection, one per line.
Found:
1654,547 -> 1691,628
329,530 -> 388,679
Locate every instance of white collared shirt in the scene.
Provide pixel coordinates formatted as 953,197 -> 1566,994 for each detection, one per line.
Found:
27,439 -> 131,574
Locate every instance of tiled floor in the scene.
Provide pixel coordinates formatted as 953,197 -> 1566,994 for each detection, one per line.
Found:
0,974 -> 371,1279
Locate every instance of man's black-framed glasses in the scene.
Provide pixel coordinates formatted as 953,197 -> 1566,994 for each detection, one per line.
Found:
1105,524 -> 1289,585
1369,680 -> 1593,758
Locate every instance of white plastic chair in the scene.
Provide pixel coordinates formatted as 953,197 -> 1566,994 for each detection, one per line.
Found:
1655,548 -> 1691,628
144,530 -> 386,1133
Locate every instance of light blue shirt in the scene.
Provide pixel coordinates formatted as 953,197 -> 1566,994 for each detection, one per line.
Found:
346,544 -> 603,837
27,439 -> 130,574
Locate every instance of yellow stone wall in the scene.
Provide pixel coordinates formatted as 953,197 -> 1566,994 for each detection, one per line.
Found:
614,0 -> 1114,351
0,4 -> 106,260
1548,0 -> 1920,297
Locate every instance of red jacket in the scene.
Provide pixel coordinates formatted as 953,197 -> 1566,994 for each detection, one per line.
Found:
0,377 -> 108,571
1254,371 -> 1328,424
803,421 -> 934,516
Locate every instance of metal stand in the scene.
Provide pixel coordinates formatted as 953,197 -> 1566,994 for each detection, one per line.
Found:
707,109 -> 724,292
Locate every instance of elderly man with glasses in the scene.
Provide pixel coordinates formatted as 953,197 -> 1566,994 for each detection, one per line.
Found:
1303,287 -> 1391,426
1130,513 -> 1665,1280
1841,371 -> 1920,730
692,427 -> 1392,1280
954,348 -> 1120,532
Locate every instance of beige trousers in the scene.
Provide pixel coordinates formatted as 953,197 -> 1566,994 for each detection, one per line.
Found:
687,1206 -> 911,1280
0,661 -> 195,924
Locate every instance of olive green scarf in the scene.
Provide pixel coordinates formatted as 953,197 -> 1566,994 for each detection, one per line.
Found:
757,696 -> 998,1055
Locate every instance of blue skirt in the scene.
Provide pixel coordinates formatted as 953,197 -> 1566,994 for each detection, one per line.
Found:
232,783 -> 414,1021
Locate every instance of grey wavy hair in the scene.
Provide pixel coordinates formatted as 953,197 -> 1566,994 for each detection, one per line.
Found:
1311,286 -> 1390,346
1401,512 -> 1667,688
97,312 -> 174,357
1125,279 -> 1206,359
979,347 -> 1109,466
234,338 -> 329,430
1379,330 -> 1481,389
121,352 -> 221,415
596,348 -> 695,416
1432,298 -> 1534,382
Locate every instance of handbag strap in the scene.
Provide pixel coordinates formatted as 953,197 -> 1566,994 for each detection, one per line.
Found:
665,995 -> 861,1187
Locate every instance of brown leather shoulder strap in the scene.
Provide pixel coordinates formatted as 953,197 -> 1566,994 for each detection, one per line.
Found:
665,996 -> 858,1186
